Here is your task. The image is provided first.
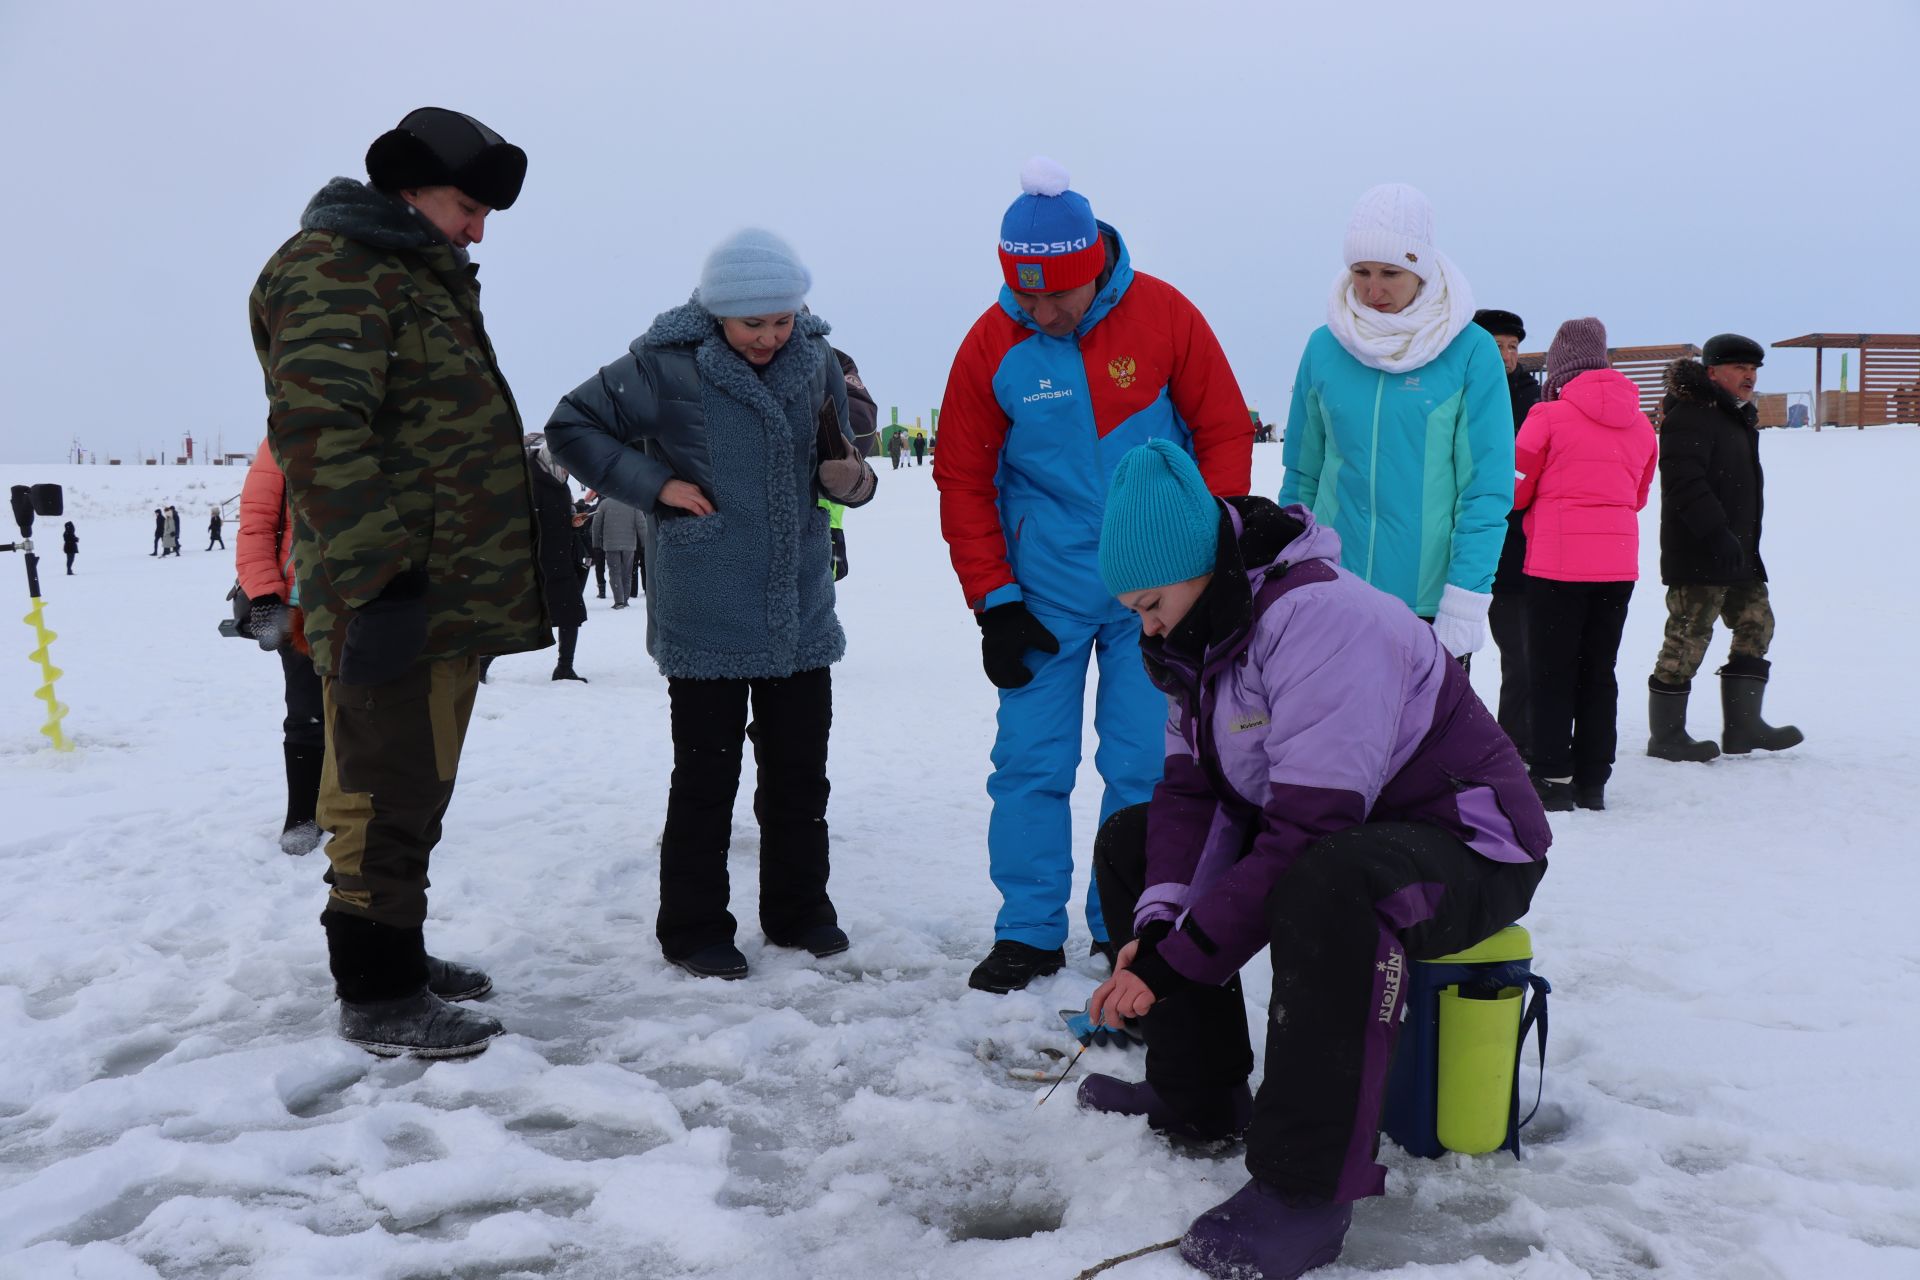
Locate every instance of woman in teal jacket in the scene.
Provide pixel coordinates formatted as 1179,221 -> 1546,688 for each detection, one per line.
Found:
1280,183 -> 1514,659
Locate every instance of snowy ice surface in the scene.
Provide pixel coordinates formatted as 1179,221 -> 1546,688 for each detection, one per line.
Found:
2,435 -> 1918,1280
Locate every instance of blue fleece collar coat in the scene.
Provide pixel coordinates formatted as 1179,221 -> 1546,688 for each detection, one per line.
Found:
545,302 -> 848,680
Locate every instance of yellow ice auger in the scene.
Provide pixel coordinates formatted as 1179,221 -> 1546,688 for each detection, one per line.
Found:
3,484 -> 73,751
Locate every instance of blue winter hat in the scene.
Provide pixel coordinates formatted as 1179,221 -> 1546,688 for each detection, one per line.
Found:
999,157 -> 1105,293
1099,440 -> 1220,597
697,228 -> 812,317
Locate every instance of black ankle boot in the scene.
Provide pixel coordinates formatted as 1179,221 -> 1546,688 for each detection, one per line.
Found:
968,941 -> 1065,993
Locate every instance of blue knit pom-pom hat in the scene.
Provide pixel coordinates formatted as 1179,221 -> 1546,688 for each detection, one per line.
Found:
998,156 -> 1105,294
697,228 -> 812,317
1099,440 -> 1220,597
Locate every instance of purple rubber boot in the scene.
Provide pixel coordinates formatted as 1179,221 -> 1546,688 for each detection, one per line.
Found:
1179,1178 -> 1352,1279
1076,1073 -> 1252,1142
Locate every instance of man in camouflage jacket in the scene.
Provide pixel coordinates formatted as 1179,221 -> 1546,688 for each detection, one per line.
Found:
251,108 -> 547,1058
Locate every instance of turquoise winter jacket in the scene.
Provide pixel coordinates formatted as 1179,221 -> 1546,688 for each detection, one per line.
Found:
1279,324 -> 1514,615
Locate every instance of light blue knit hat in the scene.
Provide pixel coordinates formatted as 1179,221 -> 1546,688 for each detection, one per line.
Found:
697,228 -> 812,317
1099,439 -> 1220,597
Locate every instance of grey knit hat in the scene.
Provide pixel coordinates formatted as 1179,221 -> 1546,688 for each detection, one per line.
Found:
697,229 -> 812,317
1545,317 -> 1609,399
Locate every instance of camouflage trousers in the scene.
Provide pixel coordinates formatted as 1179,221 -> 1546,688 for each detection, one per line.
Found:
1652,582 -> 1775,685
317,655 -> 481,928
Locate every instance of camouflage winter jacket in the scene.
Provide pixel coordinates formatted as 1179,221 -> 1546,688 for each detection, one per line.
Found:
250,178 -> 549,675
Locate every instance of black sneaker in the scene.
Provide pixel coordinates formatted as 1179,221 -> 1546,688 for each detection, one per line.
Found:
671,942 -> 750,980
339,989 -> 502,1059
1090,938 -> 1119,971
426,955 -> 492,1001
551,667 -> 589,682
968,941 -> 1065,994
1573,783 -> 1606,811
767,924 -> 849,958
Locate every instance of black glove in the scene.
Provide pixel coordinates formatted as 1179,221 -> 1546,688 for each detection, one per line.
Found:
1705,527 -> 1746,577
338,570 -> 430,687
248,595 -> 293,652
977,600 -> 1059,689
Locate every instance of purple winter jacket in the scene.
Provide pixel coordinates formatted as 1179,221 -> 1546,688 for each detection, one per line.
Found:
1137,500 -> 1552,988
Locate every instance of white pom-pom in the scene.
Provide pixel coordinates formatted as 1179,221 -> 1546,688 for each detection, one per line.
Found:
1020,156 -> 1071,197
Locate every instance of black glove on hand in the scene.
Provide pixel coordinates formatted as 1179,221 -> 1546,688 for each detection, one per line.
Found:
338,570 -> 430,687
248,595 -> 293,652
1706,527 -> 1746,577
977,601 -> 1060,689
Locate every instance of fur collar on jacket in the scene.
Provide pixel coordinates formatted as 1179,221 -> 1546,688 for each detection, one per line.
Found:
300,177 -> 452,254
1665,357 -> 1757,426
640,298 -> 832,412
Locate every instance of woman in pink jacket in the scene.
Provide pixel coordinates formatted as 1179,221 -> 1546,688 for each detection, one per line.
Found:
1513,318 -> 1658,812
237,438 -> 324,855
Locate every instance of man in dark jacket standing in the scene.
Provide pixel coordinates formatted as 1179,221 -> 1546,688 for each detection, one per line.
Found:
253,108 -> 549,1058
1474,309 -> 1541,759
1647,334 -> 1803,761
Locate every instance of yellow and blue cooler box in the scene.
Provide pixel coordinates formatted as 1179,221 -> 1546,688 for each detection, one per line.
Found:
1382,924 -> 1551,1158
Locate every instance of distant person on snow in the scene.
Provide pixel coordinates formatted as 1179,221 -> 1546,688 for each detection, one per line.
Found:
595,496 -> 644,610
63,521 -> 78,574
1078,441 -> 1549,1280
1281,185 -> 1514,668
524,432 -> 590,682
934,158 -> 1252,994
1472,307 -> 1540,759
151,508 -> 163,556
546,228 -> 876,981
887,429 -> 906,470
1511,319 -> 1656,813
1646,334 -> 1804,761
207,507 -> 226,550
254,107 -> 551,1060
911,429 -> 926,466
236,438 -> 325,856
161,506 -> 181,556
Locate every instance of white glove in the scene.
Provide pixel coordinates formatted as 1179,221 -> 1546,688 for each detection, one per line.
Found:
1431,584 -> 1492,658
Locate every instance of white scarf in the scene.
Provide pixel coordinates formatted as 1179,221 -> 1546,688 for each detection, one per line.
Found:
1325,254 -> 1477,374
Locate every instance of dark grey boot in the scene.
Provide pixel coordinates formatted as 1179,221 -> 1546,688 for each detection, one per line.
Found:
1648,678 -> 1720,762
426,955 -> 493,1001
1719,658 -> 1803,754
338,989 -> 502,1059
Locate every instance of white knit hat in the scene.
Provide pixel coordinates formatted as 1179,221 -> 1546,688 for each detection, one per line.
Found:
1342,183 -> 1438,282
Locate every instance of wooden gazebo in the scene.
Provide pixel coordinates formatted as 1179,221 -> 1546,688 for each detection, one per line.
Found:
1517,343 -> 1699,423
1771,334 -> 1920,429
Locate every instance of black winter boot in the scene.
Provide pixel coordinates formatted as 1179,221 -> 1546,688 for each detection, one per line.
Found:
1719,658 -> 1804,754
280,743 -> 325,856
968,940 -> 1065,993
1572,783 -> 1606,811
1647,678 -> 1720,762
338,990 -> 503,1059
425,955 -> 493,1001
1530,775 -> 1575,812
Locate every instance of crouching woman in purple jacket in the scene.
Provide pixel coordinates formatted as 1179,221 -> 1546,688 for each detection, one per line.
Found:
1080,440 -> 1551,1280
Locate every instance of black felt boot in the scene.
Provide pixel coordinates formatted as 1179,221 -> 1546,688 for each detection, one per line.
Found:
280,743 -> 325,856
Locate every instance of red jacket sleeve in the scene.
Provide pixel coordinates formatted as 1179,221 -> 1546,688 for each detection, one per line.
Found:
1165,286 -> 1253,496
236,438 -> 290,602
933,311 -> 1018,609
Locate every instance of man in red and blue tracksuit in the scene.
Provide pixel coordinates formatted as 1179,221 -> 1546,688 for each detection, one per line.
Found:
935,159 -> 1253,993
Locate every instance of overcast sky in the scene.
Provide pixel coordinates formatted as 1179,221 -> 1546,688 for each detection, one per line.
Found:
1,0 -> 1911,463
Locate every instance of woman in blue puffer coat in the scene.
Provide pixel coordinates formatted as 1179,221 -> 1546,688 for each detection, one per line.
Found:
546,230 -> 876,982
1079,440 -> 1549,1280
1280,183 -> 1514,664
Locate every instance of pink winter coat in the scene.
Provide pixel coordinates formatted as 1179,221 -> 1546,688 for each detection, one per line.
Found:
1512,368 -> 1658,582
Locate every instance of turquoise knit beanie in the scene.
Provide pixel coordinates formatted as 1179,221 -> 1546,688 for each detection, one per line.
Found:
1099,440 -> 1219,597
